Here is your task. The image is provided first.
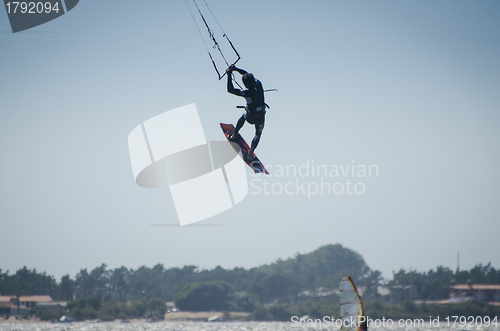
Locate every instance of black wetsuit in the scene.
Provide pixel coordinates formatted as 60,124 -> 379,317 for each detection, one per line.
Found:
227,74 -> 266,149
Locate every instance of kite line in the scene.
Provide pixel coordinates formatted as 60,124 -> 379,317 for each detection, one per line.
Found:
184,0 -> 241,86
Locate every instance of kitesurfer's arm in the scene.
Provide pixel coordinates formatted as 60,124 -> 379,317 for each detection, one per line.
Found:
226,66 -> 244,96
233,67 -> 247,75
227,64 -> 247,76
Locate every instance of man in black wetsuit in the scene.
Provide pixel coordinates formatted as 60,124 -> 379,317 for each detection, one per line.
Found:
226,65 -> 266,160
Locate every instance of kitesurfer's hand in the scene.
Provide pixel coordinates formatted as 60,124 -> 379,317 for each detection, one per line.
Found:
226,64 -> 235,74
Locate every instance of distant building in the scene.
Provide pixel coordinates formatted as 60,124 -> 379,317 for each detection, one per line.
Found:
19,295 -> 53,309
449,283 -> 500,304
0,295 -> 54,315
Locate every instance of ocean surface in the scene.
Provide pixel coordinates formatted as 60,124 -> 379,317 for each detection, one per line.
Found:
0,321 -> 498,331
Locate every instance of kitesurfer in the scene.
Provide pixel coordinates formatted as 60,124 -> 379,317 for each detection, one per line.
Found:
226,64 -> 266,160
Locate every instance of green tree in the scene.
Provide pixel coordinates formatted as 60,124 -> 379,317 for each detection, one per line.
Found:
361,270 -> 383,301
258,274 -> 293,303
2,267 -> 58,297
59,275 -> 74,301
421,266 -> 453,299
228,291 -> 257,312
173,281 -> 231,311
74,264 -> 109,300
147,297 -> 167,319
109,267 -> 130,302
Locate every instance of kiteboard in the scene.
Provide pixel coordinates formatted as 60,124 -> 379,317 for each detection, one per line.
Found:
220,123 -> 269,175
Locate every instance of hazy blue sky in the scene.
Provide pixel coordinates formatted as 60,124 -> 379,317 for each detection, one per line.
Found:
1,0 -> 499,281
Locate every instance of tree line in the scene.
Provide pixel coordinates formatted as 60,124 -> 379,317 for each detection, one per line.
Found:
0,244 -> 368,304
1,244 -> 499,308
388,263 -> 500,300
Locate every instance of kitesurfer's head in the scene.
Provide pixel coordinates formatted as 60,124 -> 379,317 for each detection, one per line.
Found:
242,73 -> 256,88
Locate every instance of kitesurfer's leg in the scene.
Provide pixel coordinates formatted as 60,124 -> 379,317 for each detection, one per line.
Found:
230,115 -> 245,140
248,118 -> 265,159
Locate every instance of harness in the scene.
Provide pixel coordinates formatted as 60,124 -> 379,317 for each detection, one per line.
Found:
244,80 -> 266,121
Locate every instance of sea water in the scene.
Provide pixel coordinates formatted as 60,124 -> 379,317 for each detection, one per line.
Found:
0,321 -> 498,331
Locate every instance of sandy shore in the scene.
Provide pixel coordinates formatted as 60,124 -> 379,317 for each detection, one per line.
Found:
0,311 -> 251,323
